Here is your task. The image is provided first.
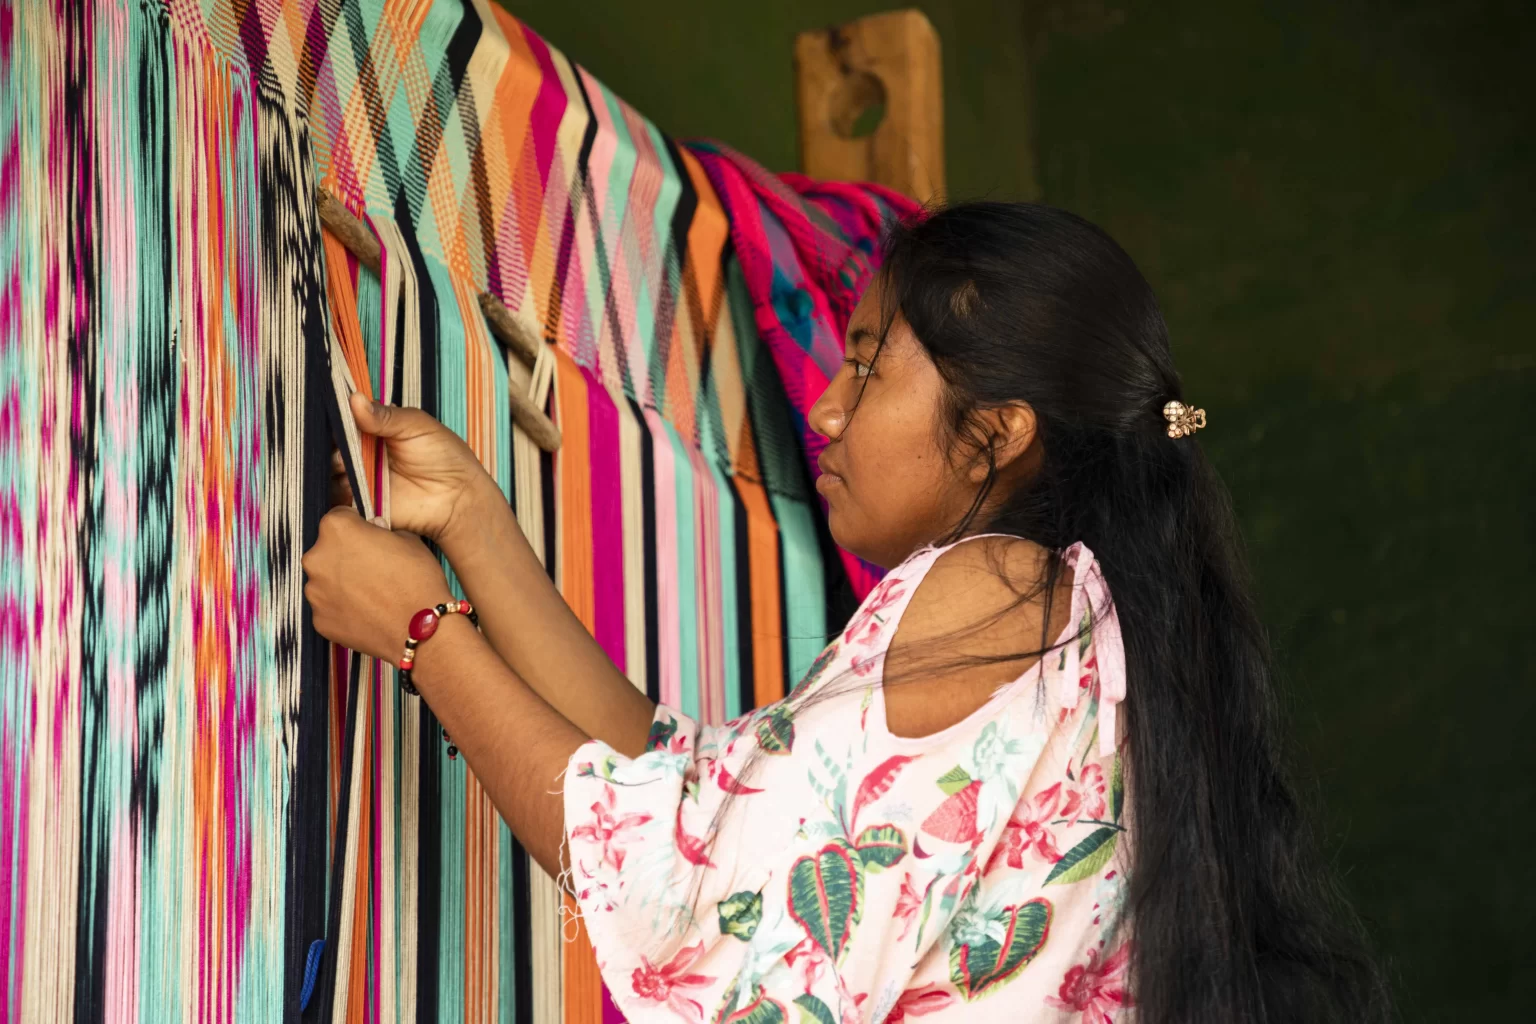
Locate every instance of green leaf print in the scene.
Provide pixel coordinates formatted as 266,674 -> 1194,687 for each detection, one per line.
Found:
788,843 -> 861,961
719,890 -> 764,941
792,642 -> 839,695
1044,827 -> 1119,886
712,980 -> 744,1024
1110,752 -> 1125,823
855,864 -> 866,927
918,870 -> 965,950
935,765 -> 972,796
854,824 -> 908,871
793,994 -> 837,1024
723,992 -> 789,1024
756,708 -> 796,755
647,716 -> 678,752
948,898 -> 1053,1000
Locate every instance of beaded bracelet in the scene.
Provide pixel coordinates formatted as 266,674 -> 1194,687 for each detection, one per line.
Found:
398,599 -> 479,759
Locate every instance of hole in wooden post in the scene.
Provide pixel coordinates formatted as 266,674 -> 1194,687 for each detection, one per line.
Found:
828,70 -> 887,139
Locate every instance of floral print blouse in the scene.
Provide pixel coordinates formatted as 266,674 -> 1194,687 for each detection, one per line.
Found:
563,538 -> 1135,1023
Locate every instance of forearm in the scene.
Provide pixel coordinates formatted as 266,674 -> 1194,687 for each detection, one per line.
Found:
410,615 -> 585,877
439,483 -> 655,758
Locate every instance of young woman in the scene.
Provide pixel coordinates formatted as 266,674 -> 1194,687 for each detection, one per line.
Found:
303,202 -> 1388,1023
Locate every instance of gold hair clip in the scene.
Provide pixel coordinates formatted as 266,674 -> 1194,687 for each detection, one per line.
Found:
1163,400 -> 1207,439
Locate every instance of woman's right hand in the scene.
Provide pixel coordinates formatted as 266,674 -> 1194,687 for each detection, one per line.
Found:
330,391 -> 502,550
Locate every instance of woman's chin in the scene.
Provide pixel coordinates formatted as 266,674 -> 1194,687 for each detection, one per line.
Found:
824,504 -> 852,549
825,511 -> 881,570
820,478 -> 889,567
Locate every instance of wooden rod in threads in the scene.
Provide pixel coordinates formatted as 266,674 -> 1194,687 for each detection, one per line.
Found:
477,292 -> 542,368
315,186 -> 563,452
794,9 -> 945,204
316,187 -> 384,270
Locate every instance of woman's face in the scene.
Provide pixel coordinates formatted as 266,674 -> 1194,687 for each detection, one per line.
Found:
808,285 -> 982,568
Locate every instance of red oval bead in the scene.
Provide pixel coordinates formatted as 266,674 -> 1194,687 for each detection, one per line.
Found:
457,599 -> 471,614
408,608 -> 439,642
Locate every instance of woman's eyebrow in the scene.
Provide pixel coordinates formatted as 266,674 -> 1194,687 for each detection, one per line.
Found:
847,327 -> 879,349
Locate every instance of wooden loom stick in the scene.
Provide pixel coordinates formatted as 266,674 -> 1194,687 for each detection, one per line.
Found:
315,186 -> 564,452
793,9 -> 945,204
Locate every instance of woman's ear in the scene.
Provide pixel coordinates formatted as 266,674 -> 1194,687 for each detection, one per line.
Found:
994,403 -> 1038,470
964,403 -> 1037,482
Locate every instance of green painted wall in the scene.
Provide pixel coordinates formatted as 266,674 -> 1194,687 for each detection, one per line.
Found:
1027,5 -> 1533,1019
503,1 -> 1533,1016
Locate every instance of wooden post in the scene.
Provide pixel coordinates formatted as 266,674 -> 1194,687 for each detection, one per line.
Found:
794,9 -> 944,204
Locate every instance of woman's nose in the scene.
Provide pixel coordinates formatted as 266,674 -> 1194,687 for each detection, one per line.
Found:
808,383 -> 846,441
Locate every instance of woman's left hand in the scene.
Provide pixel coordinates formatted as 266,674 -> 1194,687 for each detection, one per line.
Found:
303,507 -> 454,665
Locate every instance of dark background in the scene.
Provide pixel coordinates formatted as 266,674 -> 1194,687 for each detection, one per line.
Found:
501,1 -> 1534,1017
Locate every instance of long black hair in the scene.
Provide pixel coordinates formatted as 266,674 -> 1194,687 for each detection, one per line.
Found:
869,201 -> 1391,1023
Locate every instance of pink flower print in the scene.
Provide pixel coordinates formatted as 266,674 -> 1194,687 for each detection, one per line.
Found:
1045,942 -> 1133,1023
845,578 -> 906,645
674,805 -> 715,867
569,785 -> 652,873
986,783 -> 1065,872
1059,651 -> 1100,725
573,877 -> 616,913
646,713 -> 691,754
893,873 -> 924,941
709,758 -> 764,795
885,984 -> 956,1023
785,937 -> 829,993
1060,763 -> 1107,826
631,941 -> 715,1022
851,651 -> 881,677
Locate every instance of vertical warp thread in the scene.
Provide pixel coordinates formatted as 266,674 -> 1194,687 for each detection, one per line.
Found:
1,2 -> 862,1020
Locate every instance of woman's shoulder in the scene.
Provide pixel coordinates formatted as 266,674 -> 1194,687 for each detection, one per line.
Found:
891,534 -> 1067,653
916,534 -> 1051,597
880,535 -> 1071,739
877,534 -> 1054,619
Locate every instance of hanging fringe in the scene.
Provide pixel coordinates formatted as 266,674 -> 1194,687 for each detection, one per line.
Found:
0,2 -> 868,1021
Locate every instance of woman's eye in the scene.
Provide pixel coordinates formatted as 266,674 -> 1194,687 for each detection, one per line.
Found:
847,359 -> 871,379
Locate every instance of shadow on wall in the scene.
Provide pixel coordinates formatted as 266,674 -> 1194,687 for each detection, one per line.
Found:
503,1 -> 1535,1018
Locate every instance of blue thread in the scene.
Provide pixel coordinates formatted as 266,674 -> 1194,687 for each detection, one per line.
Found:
298,939 -> 325,1012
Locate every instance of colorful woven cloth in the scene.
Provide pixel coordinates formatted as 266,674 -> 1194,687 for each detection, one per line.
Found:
688,142 -> 924,600
0,3 -> 912,1022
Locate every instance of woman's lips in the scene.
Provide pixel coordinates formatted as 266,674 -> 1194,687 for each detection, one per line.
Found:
815,452 -> 844,494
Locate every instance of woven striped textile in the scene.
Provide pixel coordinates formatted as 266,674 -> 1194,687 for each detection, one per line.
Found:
0,2 -> 908,1021
689,144 -> 924,602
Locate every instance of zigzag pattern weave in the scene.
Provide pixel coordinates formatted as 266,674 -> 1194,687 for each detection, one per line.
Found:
0,2 -> 910,1022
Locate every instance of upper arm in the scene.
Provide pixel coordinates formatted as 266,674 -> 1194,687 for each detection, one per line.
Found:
883,536 -> 1070,738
